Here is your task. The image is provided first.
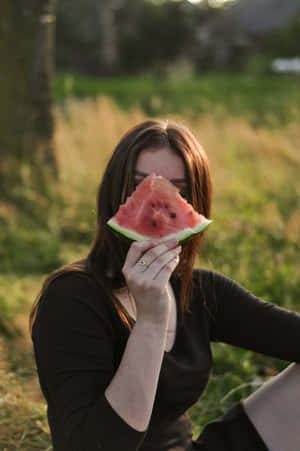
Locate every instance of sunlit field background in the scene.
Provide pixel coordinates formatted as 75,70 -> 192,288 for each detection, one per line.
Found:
1,74 -> 300,448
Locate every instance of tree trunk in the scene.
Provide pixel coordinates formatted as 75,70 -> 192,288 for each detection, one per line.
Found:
0,0 -> 56,200
97,0 -> 118,75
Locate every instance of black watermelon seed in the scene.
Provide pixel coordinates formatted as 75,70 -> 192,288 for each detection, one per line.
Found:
152,220 -> 157,227
164,204 -> 169,209
170,213 -> 176,218
151,203 -> 155,208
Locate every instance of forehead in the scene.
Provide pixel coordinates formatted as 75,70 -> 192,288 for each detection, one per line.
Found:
135,147 -> 185,180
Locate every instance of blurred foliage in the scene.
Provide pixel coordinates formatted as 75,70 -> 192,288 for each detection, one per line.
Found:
55,73 -> 300,128
55,0 -> 221,76
244,14 -> 300,74
56,0 -> 300,77
257,14 -> 300,60
0,227 -> 62,275
116,0 -> 204,76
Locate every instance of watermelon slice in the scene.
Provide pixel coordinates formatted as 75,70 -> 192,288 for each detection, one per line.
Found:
107,173 -> 212,243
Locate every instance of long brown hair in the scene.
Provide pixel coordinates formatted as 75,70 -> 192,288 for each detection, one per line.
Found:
29,119 -> 212,336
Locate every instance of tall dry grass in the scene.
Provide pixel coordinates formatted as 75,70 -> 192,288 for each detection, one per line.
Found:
53,96 -> 300,248
54,97 -> 147,201
54,95 -> 300,191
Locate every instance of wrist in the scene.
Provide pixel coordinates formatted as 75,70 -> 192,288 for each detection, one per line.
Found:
134,314 -> 168,335
136,305 -> 169,324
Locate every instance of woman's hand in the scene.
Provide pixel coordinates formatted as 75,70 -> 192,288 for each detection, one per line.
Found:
122,238 -> 181,322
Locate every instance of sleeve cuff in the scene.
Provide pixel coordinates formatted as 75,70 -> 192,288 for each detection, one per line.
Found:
83,393 -> 148,450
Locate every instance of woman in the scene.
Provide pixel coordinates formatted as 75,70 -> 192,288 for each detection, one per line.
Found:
30,119 -> 300,451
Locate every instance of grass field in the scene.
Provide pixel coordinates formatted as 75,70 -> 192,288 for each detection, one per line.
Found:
55,72 -> 300,127
1,73 -> 300,449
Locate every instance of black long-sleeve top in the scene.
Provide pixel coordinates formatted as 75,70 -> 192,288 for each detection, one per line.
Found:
32,269 -> 300,450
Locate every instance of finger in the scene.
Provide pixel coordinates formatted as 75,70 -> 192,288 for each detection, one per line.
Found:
144,246 -> 181,280
153,252 -> 180,286
124,237 -> 178,272
122,239 -> 160,272
137,238 -> 179,268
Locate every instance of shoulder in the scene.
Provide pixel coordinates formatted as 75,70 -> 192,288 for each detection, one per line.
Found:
192,267 -> 219,290
32,271 -> 118,350
191,268 -> 238,309
43,270 -> 101,297
35,270 -> 115,328
192,268 -> 258,312
192,268 -> 213,282
192,268 -> 235,289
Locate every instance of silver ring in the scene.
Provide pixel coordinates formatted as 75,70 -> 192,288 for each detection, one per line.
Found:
138,259 -> 148,269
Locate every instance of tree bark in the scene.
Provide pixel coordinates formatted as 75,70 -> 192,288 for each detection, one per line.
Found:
0,0 -> 56,200
97,0 -> 118,75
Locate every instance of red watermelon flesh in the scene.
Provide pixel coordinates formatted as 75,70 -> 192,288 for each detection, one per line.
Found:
107,173 -> 212,242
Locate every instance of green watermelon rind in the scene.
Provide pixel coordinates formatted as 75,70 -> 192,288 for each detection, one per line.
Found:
107,217 -> 213,243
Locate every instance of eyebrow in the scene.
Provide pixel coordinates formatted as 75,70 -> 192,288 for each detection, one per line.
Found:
134,170 -> 187,183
